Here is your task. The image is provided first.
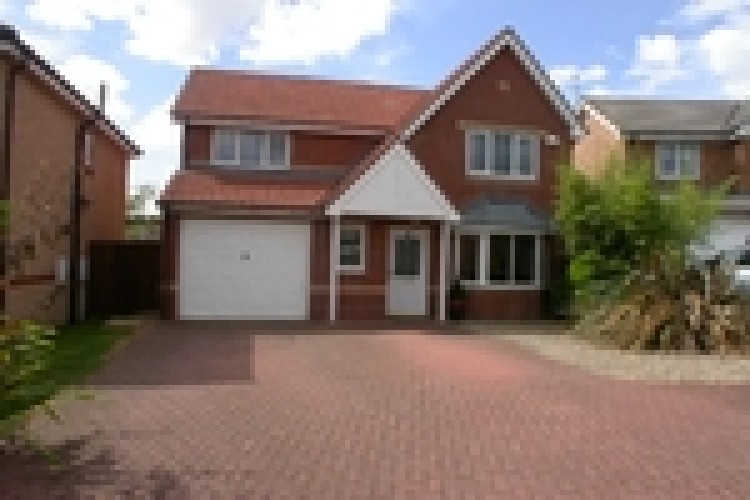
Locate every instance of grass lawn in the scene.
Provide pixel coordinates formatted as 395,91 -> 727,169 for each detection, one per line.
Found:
2,322 -> 131,425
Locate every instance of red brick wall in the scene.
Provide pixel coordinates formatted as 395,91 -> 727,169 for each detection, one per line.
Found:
161,210 -> 178,320
573,108 -> 625,175
82,132 -> 130,243
184,125 -> 380,171
407,47 -> 571,213
6,68 -> 77,323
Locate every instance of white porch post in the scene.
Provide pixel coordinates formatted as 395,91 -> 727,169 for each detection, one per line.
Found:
439,222 -> 449,322
329,216 -> 340,322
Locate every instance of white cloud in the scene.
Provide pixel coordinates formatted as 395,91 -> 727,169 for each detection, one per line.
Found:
26,0 -> 402,67
680,0 -> 750,21
695,14 -> 750,97
58,54 -> 132,123
17,28 -> 78,64
132,96 -> 180,154
26,0 -> 137,31
239,0 -> 399,64
129,96 -> 181,203
628,34 -> 685,92
550,64 -> 607,88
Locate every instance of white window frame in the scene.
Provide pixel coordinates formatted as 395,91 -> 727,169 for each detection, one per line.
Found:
338,224 -> 366,273
210,129 -> 291,169
465,130 -> 540,180
454,230 -> 542,290
656,141 -> 700,181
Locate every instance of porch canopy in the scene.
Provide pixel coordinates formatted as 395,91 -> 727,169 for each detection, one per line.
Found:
325,142 -> 459,323
459,197 -> 554,232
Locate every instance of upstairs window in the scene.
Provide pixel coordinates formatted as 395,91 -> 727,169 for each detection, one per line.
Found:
656,142 -> 700,180
211,129 -> 290,169
466,130 -> 539,179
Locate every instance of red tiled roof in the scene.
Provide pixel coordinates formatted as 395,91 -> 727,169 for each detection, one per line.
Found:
173,69 -> 434,132
161,169 -> 337,210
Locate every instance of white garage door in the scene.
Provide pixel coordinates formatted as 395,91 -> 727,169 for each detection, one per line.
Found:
179,220 -> 310,320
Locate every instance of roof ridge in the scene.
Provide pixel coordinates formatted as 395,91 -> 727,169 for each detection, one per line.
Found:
187,67 -> 431,93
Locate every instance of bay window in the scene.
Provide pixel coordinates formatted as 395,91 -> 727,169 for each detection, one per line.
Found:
466,130 -> 539,179
457,232 -> 542,288
211,129 -> 290,169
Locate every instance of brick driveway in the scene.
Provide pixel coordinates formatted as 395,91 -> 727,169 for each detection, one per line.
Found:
4,322 -> 750,498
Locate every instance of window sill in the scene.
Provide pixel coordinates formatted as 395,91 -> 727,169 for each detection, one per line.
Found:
467,172 -> 538,181
338,266 -> 366,274
461,280 -> 541,291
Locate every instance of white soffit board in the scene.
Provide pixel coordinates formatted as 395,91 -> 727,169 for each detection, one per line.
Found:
328,143 -> 459,220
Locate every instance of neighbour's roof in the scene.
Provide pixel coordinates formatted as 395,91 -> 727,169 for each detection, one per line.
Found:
160,169 -> 337,210
0,24 -> 141,155
460,197 -> 554,231
583,98 -> 744,134
173,69 -> 434,132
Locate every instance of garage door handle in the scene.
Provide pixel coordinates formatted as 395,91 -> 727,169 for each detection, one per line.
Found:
240,253 -> 252,261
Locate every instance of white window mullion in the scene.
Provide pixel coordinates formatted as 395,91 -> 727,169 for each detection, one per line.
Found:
234,131 -> 241,166
478,234 -> 488,285
485,131 -> 493,175
512,134 -> 521,177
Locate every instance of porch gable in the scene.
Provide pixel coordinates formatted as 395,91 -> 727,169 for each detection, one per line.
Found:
326,143 -> 459,220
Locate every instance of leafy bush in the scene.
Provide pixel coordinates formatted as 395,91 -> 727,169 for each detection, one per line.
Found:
555,156 -> 730,313
1,318 -> 58,434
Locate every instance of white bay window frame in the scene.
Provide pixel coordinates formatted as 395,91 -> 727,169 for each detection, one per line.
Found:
455,230 -> 542,290
211,128 -> 290,169
465,130 -> 540,180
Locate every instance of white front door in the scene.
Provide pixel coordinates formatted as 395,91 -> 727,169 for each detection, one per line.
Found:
388,229 -> 429,316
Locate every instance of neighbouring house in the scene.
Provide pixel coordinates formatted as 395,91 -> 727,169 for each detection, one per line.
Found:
0,25 -> 141,324
160,27 -> 580,322
575,98 -> 750,254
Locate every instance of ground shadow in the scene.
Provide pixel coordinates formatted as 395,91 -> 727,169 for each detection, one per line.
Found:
1,433 -> 189,498
87,324 -> 256,387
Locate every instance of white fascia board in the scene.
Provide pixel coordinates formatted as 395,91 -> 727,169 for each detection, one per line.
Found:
327,142 -> 459,221
401,31 -> 581,142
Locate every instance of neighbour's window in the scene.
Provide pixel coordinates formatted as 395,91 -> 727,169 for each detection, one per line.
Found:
459,233 -> 541,287
212,129 -> 290,169
657,142 -> 700,180
339,226 -> 365,272
467,130 -> 539,179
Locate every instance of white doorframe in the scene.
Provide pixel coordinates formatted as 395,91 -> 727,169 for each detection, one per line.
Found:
388,228 -> 430,316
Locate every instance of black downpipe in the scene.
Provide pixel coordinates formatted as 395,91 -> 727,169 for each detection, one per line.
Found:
68,119 -> 92,325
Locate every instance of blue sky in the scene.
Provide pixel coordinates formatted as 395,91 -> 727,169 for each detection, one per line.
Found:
2,0 -> 750,193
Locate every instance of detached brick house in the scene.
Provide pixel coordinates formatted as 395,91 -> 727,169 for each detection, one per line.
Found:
576,98 -> 750,252
0,25 -> 141,323
161,27 -> 581,322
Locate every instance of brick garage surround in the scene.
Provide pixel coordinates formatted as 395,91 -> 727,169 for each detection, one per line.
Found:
164,214 -> 559,322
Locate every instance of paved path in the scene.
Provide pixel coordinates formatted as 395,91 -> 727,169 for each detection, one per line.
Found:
4,323 -> 750,498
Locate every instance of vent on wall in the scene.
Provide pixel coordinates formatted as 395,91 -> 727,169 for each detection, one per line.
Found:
496,80 -> 511,92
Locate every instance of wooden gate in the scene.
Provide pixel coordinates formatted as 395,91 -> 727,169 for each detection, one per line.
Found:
86,241 -> 161,318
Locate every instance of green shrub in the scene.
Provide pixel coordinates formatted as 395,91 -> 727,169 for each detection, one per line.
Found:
1,318 -> 58,434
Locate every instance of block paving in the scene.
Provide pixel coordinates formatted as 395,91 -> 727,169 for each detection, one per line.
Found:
3,323 -> 750,498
